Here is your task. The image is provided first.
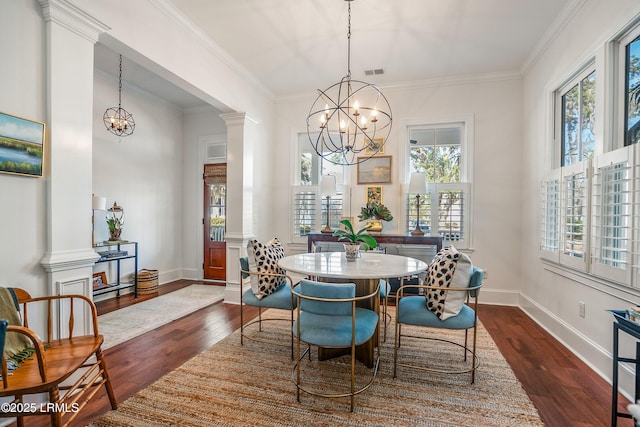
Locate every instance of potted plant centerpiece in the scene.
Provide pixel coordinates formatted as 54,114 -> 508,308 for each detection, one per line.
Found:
333,219 -> 378,261
358,201 -> 393,232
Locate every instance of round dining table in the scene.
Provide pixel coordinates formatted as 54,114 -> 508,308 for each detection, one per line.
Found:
278,251 -> 428,367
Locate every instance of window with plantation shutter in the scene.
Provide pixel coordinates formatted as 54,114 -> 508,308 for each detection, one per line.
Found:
291,186 -> 344,244
540,171 -> 560,261
292,187 -> 317,240
559,161 -> 589,269
292,133 -> 345,244
590,146 -> 633,283
407,122 -> 472,249
406,183 -> 470,246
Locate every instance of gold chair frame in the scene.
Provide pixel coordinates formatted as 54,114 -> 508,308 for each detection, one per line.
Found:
291,282 -> 380,412
239,268 -> 296,359
393,282 -> 481,383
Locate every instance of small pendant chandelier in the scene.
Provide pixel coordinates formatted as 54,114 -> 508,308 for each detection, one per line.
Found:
306,0 -> 392,166
103,54 -> 135,137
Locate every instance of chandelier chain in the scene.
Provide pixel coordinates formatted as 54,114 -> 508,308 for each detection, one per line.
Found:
347,1 -> 351,79
118,55 -> 123,108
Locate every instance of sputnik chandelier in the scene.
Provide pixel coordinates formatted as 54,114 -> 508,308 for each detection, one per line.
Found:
306,0 -> 392,166
103,54 -> 135,137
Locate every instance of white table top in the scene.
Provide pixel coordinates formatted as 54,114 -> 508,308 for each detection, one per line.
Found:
278,252 -> 428,280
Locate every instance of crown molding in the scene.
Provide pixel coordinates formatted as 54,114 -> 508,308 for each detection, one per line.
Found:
149,0 -> 274,102
39,0 -> 110,44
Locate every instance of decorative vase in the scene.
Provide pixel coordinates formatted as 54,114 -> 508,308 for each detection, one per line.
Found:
366,219 -> 383,233
109,228 -> 122,241
344,243 -> 361,261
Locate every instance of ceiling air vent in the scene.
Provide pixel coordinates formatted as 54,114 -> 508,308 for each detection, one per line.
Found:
364,69 -> 384,76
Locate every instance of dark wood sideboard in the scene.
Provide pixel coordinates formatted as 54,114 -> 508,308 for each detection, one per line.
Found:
307,233 -> 443,260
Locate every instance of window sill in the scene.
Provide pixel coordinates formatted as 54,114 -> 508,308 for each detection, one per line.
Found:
540,258 -> 640,302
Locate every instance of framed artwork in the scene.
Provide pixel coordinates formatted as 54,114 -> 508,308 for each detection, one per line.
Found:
92,272 -> 108,290
366,186 -> 382,204
364,137 -> 385,155
357,155 -> 392,184
0,112 -> 45,177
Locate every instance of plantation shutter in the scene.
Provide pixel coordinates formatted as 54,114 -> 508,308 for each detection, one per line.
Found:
540,170 -> 561,262
590,146 -> 633,284
559,160 -> 590,269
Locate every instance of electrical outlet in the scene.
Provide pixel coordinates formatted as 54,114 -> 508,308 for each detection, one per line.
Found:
579,301 -> 586,318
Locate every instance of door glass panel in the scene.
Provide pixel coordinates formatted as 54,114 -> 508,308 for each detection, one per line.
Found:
209,183 -> 226,242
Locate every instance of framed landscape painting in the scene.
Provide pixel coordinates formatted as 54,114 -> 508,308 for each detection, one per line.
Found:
357,155 -> 392,184
0,112 -> 45,177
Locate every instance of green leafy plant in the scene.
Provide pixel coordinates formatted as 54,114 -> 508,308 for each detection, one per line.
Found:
358,202 -> 393,222
333,219 -> 378,250
106,216 -> 123,232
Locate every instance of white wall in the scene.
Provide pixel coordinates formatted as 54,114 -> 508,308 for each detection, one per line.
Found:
0,0 -> 47,296
92,73 -> 186,286
522,0 -> 640,398
274,76 -> 524,305
0,0 -> 276,301
181,108 -> 227,280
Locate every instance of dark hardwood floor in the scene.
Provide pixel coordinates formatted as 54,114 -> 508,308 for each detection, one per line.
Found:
18,281 -> 630,426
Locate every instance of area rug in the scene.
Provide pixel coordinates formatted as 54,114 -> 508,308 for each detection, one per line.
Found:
91,308 -> 543,426
98,285 -> 225,349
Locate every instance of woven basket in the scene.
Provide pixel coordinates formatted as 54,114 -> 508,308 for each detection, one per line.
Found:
137,269 -> 159,295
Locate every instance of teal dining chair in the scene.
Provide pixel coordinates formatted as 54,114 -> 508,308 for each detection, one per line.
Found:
239,257 -> 297,359
393,265 -> 483,383
291,279 -> 380,412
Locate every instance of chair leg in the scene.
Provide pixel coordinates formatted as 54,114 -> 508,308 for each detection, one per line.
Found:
97,347 -> 118,409
350,341 -> 355,412
471,323 -> 478,384
240,299 -> 245,346
464,329 -> 469,361
49,389 -> 62,427
15,396 -> 24,427
393,320 -> 400,378
296,329 -> 301,403
290,308 -> 294,360
382,292 -> 388,343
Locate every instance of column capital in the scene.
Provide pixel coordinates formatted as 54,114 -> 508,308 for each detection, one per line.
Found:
220,112 -> 260,126
39,0 -> 110,43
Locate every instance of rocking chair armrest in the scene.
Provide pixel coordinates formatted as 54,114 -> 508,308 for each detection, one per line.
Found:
5,325 -> 48,382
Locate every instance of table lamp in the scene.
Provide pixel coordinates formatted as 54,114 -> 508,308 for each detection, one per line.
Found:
408,172 -> 428,236
92,195 -> 107,246
320,175 -> 337,233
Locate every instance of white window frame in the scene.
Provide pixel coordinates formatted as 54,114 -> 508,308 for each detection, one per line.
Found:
617,24 -> 640,149
291,133 -> 346,245
554,62 -> 596,169
402,117 -> 474,249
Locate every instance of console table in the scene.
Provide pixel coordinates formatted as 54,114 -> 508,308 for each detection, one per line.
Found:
610,310 -> 640,427
307,233 -> 443,255
93,241 -> 138,298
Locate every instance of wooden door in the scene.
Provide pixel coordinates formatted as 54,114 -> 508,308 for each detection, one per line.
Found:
204,164 -> 226,281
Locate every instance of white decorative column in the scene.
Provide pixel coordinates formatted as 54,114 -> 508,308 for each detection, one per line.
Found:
38,0 -> 108,334
221,112 -> 258,303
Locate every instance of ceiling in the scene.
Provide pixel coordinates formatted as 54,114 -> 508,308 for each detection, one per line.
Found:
95,0 -> 576,109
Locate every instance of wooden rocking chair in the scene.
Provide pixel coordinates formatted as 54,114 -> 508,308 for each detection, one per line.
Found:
0,288 -> 117,427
